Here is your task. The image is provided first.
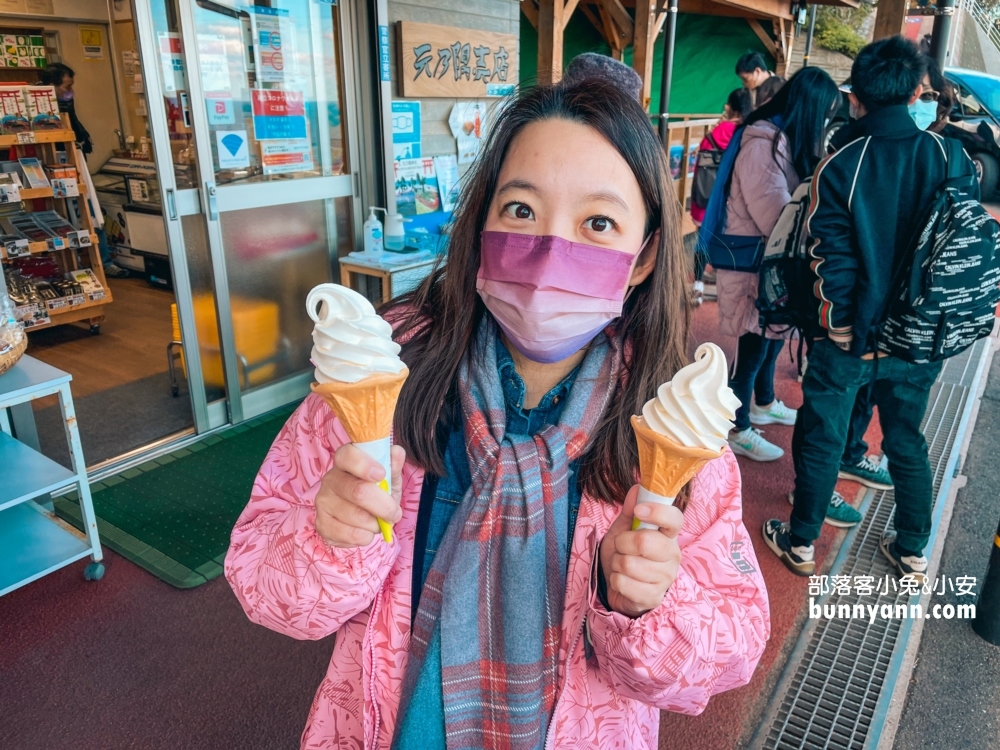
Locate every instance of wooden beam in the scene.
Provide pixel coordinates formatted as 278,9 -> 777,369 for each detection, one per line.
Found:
595,0 -> 635,41
537,0 -> 565,85
594,1 -> 631,51
521,0 -> 539,29
782,21 -> 796,77
632,0 -> 656,108
654,7 -> 668,36
873,0 -> 908,39
747,18 -> 778,58
677,0 -> 770,19
579,2 -> 606,37
713,0 -> 792,20
562,0 -> 582,28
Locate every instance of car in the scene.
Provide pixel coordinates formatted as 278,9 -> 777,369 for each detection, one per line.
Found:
943,68 -> 1000,198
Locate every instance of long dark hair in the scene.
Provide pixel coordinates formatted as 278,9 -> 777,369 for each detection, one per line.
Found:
386,81 -> 690,506
744,67 -> 840,179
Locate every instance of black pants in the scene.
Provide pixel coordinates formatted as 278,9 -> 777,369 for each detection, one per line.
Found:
791,339 -> 941,554
730,333 -> 784,431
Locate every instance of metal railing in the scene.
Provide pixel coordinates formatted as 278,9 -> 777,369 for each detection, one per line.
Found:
664,117 -> 718,206
962,0 -> 1000,55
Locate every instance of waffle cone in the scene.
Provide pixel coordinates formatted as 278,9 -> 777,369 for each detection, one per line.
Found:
631,415 -> 722,497
311,369 -> 409,443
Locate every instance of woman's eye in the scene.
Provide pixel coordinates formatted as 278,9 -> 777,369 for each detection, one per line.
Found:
504,203 -> 533,220
585,216 -> 615,233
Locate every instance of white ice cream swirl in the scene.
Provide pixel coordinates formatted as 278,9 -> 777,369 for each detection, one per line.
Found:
306,283 -> 405,384
642,342 -> 740,452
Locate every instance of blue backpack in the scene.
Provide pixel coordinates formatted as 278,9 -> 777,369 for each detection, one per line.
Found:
696,125 -> 766,272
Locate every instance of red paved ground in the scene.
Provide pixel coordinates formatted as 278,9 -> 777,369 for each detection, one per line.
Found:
658,301 -> 884,748
0,300 -> 883,750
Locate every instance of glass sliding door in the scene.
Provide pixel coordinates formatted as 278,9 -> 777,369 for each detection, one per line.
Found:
137,0 -> 363,425
179,0 -> 359,422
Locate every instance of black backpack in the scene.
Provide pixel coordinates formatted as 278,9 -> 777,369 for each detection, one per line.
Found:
878,138 -> 1000,364
691,130 -> 724,211
756,178 -> 815,335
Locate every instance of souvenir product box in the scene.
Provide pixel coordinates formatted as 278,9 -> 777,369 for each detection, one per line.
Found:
24,86 -> 61,130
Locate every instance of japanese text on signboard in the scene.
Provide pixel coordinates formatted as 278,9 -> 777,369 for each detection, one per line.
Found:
398,21 -> 518,99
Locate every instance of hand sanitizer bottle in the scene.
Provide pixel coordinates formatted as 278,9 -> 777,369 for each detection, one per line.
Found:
363,207 -> 384,255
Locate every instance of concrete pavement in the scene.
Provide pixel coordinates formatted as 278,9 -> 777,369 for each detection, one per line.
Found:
892,350 -> 1000,750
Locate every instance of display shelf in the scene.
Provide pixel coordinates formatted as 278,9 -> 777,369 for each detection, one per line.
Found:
19,187 -> 54,200
0,356 -> 103,596
0,128 -> 76,148
25,294 -> 113,333
0,430 -> 76,512
0,235 -> 97,259
0,501 -> 93,596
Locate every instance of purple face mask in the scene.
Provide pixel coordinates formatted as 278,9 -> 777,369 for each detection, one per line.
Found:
477,230 -> 647,363
58,91 -> 73,102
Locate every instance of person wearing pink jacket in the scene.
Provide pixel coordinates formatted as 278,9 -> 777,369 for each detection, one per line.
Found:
226,79 -> 770,750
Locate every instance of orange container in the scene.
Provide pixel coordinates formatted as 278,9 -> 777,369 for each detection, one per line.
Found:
170,295 -> 281,388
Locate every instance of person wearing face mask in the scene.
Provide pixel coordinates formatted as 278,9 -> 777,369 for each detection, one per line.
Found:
764,36 -> 978,581
226,81 -> 770,750
39,63 -> 92,157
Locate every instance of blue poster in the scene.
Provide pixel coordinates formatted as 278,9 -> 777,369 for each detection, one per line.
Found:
253,114 -> 307,140
391,100 -> 421,160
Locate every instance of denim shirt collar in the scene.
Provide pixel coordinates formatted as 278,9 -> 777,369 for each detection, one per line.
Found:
495,337 -> 579,415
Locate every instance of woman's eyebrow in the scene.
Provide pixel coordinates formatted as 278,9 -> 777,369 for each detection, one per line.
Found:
496,179 -> 539,196
583,189 -> 631,215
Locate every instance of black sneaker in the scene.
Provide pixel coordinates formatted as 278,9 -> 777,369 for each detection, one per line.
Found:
879,531 -> 928,586
762,519 -> 815,576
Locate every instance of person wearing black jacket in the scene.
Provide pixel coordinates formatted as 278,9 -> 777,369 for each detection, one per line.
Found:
763,36 -> 978,583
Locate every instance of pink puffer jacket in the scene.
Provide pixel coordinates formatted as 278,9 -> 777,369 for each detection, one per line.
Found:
225,394 -> 771,749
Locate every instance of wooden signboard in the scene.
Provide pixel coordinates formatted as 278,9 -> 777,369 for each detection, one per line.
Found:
397,21 -> 517,99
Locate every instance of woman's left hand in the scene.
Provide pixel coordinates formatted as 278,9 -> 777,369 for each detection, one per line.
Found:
599,485 -> 683,618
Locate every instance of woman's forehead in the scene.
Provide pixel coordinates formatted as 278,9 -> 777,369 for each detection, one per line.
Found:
499,119 -> 642,204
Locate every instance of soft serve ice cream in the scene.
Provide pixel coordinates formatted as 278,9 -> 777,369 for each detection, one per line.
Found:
307,284 -> 406,384
631,342 -> 738,529
641,343 -> 740,453
307,283 -> 409,543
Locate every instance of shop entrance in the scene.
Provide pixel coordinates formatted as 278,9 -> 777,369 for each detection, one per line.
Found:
2,0 -> 362,469
0,5 -> 196,468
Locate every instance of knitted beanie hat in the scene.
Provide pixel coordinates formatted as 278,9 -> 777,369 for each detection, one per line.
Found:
562,53 -> 643,101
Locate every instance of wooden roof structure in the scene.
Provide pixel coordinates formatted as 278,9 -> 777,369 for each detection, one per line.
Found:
521,0 -> 867,106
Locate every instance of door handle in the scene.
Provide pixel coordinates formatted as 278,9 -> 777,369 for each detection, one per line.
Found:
205,182 -> 218,221
165,188 -> 178,220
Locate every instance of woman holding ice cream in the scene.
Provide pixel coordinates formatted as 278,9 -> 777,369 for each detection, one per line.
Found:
226,81 -> 770,750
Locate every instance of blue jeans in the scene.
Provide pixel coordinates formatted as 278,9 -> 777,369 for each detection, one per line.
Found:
791,339 -> 942,554
729,333 -> 784,431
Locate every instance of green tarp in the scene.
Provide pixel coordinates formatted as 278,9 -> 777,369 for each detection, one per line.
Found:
520,12 -> 772,116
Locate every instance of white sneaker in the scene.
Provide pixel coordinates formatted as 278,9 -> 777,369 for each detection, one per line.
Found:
728,427 -> 784,462
750,399 -> 797,427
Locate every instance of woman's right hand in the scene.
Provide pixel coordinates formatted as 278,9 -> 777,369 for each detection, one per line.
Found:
315,444 -> 405,548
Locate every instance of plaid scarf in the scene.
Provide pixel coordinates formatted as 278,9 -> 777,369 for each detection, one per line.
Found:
402,318 -> 621,749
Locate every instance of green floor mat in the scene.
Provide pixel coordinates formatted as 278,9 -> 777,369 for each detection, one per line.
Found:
54,406 -> 297,589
